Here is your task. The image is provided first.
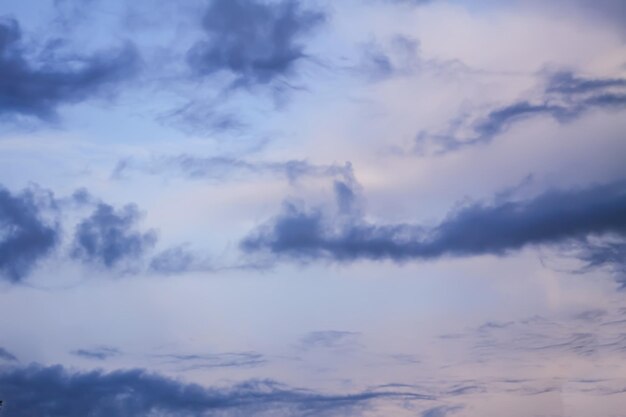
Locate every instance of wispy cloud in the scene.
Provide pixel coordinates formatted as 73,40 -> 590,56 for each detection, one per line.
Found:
416,72 -> 626,153
71,346 -> 121,361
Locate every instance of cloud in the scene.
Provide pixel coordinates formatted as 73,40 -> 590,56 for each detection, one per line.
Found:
186,0 -> 325,86
149,245 -> 197,275
0,364 -> 432,417
417,71 -> 626,153
71,347 -> 121,361
241,180 -> 626,266
464,306 -> 626,359
71,203 -> 157,268
157,352 -> 267,370
0,17 -> 139,121
0,185 -> 59,283
113,154 -> 356,185
298,331 -> 361,351
0,347 -> 17,362
421,405 -> 463,417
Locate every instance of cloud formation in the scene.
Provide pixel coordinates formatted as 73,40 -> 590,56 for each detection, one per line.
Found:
71,203 -> 157,268
158,351 -> 267,370
0,185 -> 59,283
113,154 -> 355,185
71,347 -> 122,361
0,17 -> 139,121
0,364 -> 431,417
187,0 -> 324,86
417,72 -> 626,152
0,347 -> 17,362
299,331 -> 361,351
242,180 -> 626,265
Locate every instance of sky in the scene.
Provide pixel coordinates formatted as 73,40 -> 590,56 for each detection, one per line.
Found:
0,0 -> 625,416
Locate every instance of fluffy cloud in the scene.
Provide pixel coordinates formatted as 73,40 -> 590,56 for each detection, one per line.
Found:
0,17 -> 139,121
187,0 -> 324,86
242,180 -> 626,267
0,364 -> 430,417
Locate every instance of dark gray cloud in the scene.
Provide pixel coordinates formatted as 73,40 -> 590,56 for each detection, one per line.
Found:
417,72 -> 626,153
187,0 -> 325,86
0,16 -> 139,121
0,347 -> 17,362
0,185 -> 59,283
71,203 -> 157,268
0,364 -> 431,417
71,347 -> 121,361
241,180 -> 626,266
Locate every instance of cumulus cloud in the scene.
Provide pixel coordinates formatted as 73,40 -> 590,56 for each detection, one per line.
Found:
0,17 -> 139,121
241,180 -> 626,267
0,185 -> 59,283
0,364 -> 431,417
157,351 -> 267,371
71,203 -> 157,268
187,0 -> 325,86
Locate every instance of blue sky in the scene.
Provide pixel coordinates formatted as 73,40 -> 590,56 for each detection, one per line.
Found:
0,1 -> 625,416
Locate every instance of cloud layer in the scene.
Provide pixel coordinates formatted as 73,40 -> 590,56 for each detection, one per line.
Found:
0,364 -> 430,417
187,0 -> 324,86
0,17 -> 139,121
242,180 -> 626,266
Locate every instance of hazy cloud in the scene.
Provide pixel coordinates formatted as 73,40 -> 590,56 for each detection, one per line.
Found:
71,347 -> 121,361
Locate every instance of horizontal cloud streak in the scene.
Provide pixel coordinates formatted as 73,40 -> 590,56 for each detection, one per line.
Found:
242,181 -> 626,265
71,347 -> 121,361
0,347 -> 17,362
113,155 -> 355,184
0,364 -> 432,417
71,203 -> 157,268
417,72 -> 626,153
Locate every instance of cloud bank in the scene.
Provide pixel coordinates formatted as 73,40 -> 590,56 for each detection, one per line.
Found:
0,364 -> 431,417
242,180 -> 626,267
